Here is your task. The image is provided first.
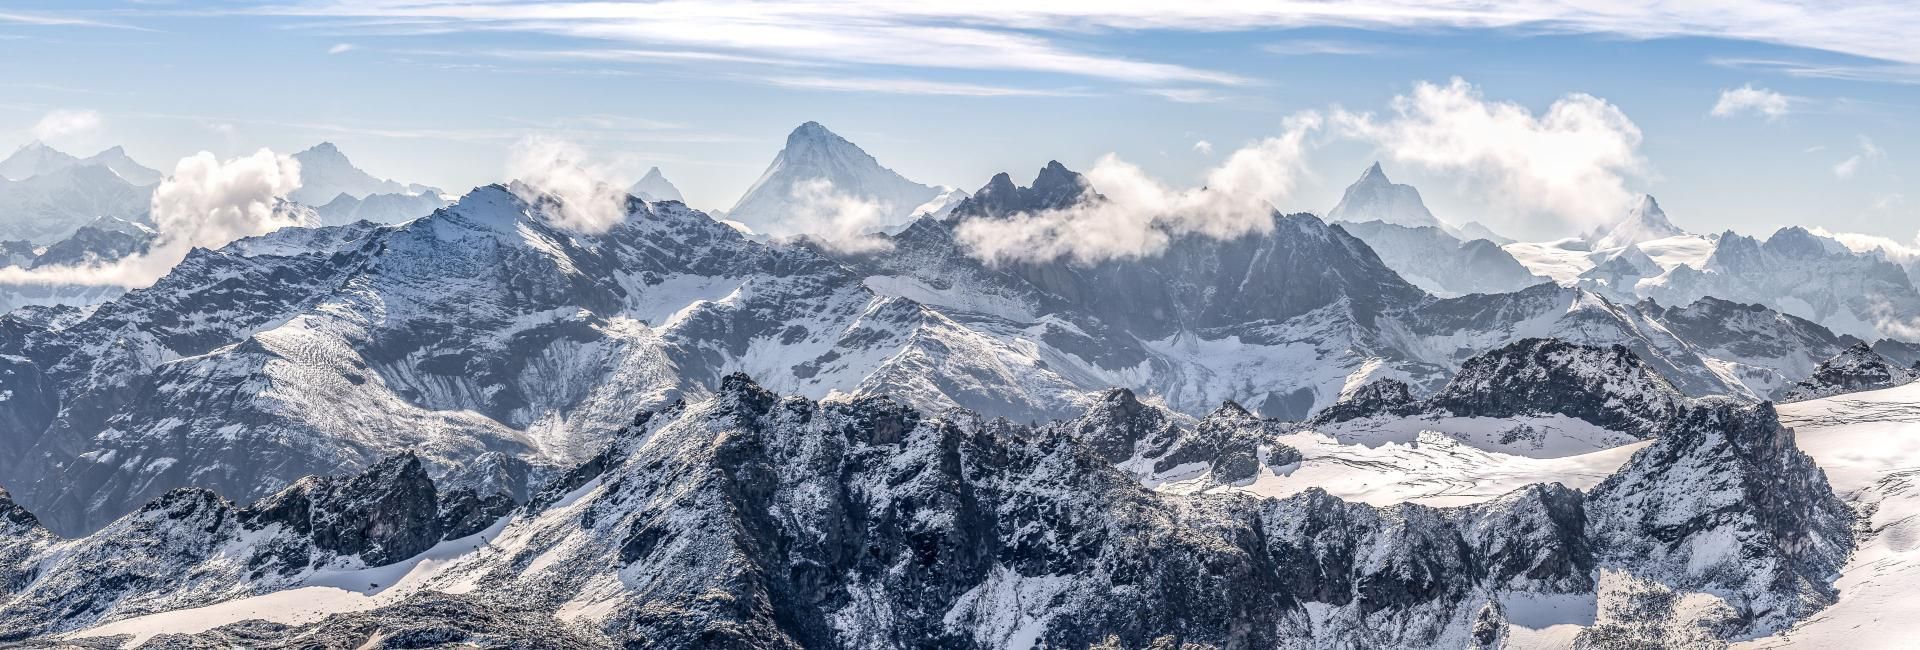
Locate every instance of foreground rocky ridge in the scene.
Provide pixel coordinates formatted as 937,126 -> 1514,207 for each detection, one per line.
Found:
0,454 -> 514,641
5,356 -> 1852,648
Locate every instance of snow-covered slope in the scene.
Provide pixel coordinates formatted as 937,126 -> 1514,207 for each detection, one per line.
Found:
1339,219 -> 1548,296
288,142 -> 438,206
1325,162 -> 1443,229
312,190 -> 449,225
625,166 -> 683,203
1646,226 -> 1920,340
79,146 -> 164,185
726,121 -> 942,236
0,162 -> 152,243
0,141 -> 81,181
1737,381 -> 1920,647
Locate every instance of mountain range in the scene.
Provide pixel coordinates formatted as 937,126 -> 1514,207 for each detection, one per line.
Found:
2,122 -> 1920,646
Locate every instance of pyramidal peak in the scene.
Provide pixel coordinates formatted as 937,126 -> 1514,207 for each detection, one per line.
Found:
725,120 -> 941,237
629,166 -> 685,203
1325,161 -> 1442,229
1590,193 -> 1687,250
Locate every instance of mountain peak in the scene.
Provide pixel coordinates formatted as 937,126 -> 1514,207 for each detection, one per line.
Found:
727,121 -> 939,236
949,161 -> 1097,220
1359,161 -> 1387,182
1325,161 -> 1441,228
786,120 -> 841,147
629,166 -> 685,203
1590,193 -> 1686,249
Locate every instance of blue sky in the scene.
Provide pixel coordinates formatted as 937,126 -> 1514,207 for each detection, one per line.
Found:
2,1 -> 1916,242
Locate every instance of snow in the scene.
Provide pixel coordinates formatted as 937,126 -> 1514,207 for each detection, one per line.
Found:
1174,427 -> 1647,507
69,515 -> 513,647
1501,593 -> 1598,650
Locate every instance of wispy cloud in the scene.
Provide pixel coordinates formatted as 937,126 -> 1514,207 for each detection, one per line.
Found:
1834,135 -> 1885,179
241,1 -> 1920,90
327,42 -> 354,54
0,10 -> 151,31
1711,84 -> 1797,120
1192,140 -> 1214,155
1262,40 -> 1401,56
1712,57 -> 1920,85
763,76 -> 1085,97
1143,88 -> 1229,103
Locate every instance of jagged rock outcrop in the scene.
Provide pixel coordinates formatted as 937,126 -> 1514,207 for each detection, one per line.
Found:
1582,400 -> 1853,640
1314,338 -> 1686,439
1426,338 -> 1685,434
0,453 -> 517,641
1777,342 -> 1920,402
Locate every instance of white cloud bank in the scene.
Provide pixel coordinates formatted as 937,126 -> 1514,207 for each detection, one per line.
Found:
779,178 -> 895,253
505,136 -> 630,234
1711,84 -> 1793,119
1334,77 -> 1647,233
0,149 -> 306,288
955,113 -> 1322,265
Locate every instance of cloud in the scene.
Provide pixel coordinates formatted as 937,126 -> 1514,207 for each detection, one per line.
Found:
776,178 -> 895,253
1834,135 -> 1885,179
1711,57 -> 1920,85
327,43 -> 355,54
1711,84 -> 1794,119
30,109 -> 102,141
954,113 -> 1322,265
1333,77 -> 1646,233
257,1 -> 1920,92
0,10 -> 150,30
504,136 -> 630,234
1262,40 -> 1398,56
0,149 -> 307,288
1808,226 -> 1920,265
1144,88 -> 1227,103
1193,140 -> 1214,154
761,76 -> 1081,97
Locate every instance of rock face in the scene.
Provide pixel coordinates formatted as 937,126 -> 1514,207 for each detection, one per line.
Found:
7,372 -> 1850,647
0,452 -> 515,641
1583,400 -> 1853,639
1777,342 -> 1920,402
726,121 -> 943,236
1425,338 -> 1685,434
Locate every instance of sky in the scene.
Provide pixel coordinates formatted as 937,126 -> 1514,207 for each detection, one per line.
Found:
1,1 -> 1917,243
